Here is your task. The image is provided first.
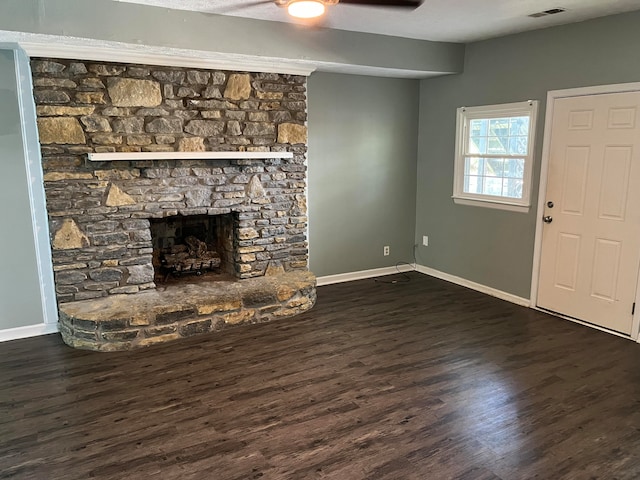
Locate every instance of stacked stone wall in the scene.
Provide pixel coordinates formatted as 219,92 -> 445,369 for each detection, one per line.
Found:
31,58 -> 309,304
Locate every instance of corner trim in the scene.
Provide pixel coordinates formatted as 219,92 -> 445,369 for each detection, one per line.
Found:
317,264 -> 415,286
0,323 -> 59,343
0,30 -> 455,80
0,30 -> 317,76
415,264 -> 531,307
13,46 -> 59,327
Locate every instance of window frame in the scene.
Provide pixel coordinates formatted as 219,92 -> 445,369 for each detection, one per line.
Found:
453,100 -> 539,213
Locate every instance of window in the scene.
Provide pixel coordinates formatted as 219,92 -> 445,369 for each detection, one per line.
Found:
453,100 -> 538,212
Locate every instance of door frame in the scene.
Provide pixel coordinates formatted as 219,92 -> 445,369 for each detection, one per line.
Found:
530,82 -> 640,342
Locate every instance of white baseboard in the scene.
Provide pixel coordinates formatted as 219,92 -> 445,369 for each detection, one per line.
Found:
317,264 -> 415,286
0,322 -> 59,343
415,265 -> 531,307
0,265 -> 527,341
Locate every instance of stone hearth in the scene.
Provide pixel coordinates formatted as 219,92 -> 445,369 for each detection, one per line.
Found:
59,271 -> 315,351
31,58 -> 316,350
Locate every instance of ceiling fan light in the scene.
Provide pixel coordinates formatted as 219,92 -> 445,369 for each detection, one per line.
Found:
287,0 -> 325,19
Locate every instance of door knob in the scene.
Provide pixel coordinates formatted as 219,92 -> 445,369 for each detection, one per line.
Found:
543,216 -> 553,224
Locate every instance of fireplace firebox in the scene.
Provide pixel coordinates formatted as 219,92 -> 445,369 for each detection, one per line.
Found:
150,214 -> 236,282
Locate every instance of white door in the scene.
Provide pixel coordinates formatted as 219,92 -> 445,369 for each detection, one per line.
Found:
537,91 -> 640,335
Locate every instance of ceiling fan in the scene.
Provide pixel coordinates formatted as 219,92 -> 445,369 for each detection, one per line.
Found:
271,0 -> 423,19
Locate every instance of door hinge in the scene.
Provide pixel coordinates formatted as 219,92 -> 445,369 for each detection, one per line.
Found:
633,302 -> 636,315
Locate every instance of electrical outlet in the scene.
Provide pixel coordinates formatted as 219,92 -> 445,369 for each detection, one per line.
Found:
423,235 -> 429,246
383,245 -> 390,256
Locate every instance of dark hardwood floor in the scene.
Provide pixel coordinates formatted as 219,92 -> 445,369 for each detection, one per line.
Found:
3,272 -> 640,479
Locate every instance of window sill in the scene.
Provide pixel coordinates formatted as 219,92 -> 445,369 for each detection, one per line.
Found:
452,196 -> 530,213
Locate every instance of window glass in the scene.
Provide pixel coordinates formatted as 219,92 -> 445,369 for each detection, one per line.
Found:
454,101 -> 538,211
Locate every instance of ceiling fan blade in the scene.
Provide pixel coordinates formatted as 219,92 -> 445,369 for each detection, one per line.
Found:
339,0 -> 422,8
210,0 -> 274,14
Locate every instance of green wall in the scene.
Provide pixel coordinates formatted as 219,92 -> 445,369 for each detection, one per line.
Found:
415,11 -> 640,299
308,72 -> 419,277
4,4 -> 640,339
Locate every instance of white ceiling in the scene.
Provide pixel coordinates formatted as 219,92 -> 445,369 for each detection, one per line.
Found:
116,0 -> 640,43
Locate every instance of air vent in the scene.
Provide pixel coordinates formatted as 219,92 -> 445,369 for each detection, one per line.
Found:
529,7 -> 566,18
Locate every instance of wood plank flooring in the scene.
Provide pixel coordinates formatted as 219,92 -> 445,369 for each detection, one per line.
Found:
2,272 -> 640,479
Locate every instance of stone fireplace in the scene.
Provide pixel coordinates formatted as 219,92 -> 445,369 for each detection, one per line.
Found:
32,58 -> 316,351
